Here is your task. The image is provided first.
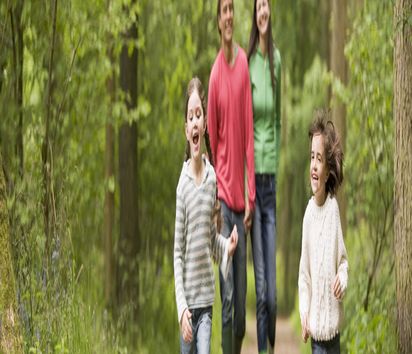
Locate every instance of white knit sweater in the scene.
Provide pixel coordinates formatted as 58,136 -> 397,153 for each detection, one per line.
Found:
298,194 -> 349,341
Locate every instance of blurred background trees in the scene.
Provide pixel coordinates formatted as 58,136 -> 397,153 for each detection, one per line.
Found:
0,0 -> 403,352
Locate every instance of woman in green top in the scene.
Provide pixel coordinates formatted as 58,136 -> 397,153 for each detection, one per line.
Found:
247,0 -> 281,353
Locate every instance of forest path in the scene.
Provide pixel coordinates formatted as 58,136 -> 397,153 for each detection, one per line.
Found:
242,315 -> 300,354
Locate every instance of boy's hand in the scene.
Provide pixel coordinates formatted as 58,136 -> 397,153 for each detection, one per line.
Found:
181,309 -> 192,343
332,274 -> 344,300
301,314 -> 310,343
228,225 -> 238,257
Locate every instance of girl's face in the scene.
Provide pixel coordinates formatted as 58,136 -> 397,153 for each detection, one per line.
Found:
185,90 -> 205,162
218,0 -> 234,45
256,0 -> 270,38
310,133 -> 329,205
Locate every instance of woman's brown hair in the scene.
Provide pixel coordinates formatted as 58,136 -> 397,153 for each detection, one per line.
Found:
247,0 -> 277,95
309,109 -> 344,196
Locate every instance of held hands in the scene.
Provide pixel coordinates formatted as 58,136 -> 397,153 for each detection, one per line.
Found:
301,313 -> 310,343
228,225 -> 238,257
181,308 -> 192,343
332,274 -> 344,301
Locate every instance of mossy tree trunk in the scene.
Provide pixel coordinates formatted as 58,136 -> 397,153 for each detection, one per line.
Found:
394,0 -> 412,352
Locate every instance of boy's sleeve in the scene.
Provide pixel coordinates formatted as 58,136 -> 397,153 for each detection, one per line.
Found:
210,221 -> 230,280
174,185 -> 187,324
298,210 -> 311,320
335,203 -> 348,296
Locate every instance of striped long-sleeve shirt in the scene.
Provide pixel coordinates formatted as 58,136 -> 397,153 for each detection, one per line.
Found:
174,156 -> 229,324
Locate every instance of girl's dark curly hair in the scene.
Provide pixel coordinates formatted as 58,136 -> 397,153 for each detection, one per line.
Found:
309,109 -> 344,196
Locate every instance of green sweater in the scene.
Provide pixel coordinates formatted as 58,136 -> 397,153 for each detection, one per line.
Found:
249,46 -> 281,175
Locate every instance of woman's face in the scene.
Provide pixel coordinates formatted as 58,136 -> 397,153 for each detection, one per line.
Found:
256,0 -> 270,38
185,90 -> 205,161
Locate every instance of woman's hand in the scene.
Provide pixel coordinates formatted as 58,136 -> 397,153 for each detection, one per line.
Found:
332,274 -> 344,300
181,308 -> 192,343
228,225 -> 238,257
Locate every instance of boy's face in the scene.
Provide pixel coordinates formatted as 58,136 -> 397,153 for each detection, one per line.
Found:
185,90 -> 205,162
218,0 -> 234,45
310,133 -> 329,203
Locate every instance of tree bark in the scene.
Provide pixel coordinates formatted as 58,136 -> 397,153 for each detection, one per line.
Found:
104,39 -> 115,307
42,0 -> 58,277
330,0 -> 347,236
10,1 -> 24,178
117,5 -> 139,309
0,152 -> 22,353
394,0 -> 412,352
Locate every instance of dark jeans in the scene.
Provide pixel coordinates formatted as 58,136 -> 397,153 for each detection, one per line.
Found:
252,174 -> 277,352
219,200 -> 247,354
180,307 -> 213,354
311,334 -> 340,354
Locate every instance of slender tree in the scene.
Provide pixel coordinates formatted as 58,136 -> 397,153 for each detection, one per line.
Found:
9,0 -> 24,178
117,2 -> 139,309
104,4 -> 115,305
394,0 -> 412,352
330,0 -> 347,236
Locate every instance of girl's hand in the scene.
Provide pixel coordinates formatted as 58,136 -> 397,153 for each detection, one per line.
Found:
228,225 -> 238,257
181,309 -> 192,343
301,314 -> 310,343
332,274 -> 344,300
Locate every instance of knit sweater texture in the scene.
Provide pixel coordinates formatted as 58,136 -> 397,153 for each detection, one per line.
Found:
174,157 -> 229,324
298,194 -> 349,341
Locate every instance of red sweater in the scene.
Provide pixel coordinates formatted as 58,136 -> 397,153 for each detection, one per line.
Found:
207,46 -> 255,213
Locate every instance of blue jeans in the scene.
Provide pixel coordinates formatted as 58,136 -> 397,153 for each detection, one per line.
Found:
180,306 -> 213,354
219,200 -> 247,354
252,174 -> 277,352
311,333 -> 340,354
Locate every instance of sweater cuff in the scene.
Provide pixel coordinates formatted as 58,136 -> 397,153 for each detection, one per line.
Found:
220,239 -> 231,281
178,303 -> 188,326
299,294 -> 309,321
338,270 -> 348,296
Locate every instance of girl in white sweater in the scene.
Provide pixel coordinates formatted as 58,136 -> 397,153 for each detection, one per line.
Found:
298,110 -> 348,353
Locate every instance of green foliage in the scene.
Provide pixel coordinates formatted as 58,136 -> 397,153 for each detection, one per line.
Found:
337,2 -> 395,350
290,1 -> 396,351
277,55 -> 329,313
0,0 -> 398,352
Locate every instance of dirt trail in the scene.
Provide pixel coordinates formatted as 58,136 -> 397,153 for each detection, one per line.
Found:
242,315 -> 300,354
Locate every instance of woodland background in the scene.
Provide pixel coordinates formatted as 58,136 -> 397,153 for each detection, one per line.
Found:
0,0 -> 411,353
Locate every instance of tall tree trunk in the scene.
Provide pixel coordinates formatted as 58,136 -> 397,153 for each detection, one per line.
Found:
330,0 -> 347,236
117,5 -> 139,310
42,0 -> 58,277
394,0 -> 412,352
104,40 -> 115,307
0,152 -> 22,352
10,1 -> 24,178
